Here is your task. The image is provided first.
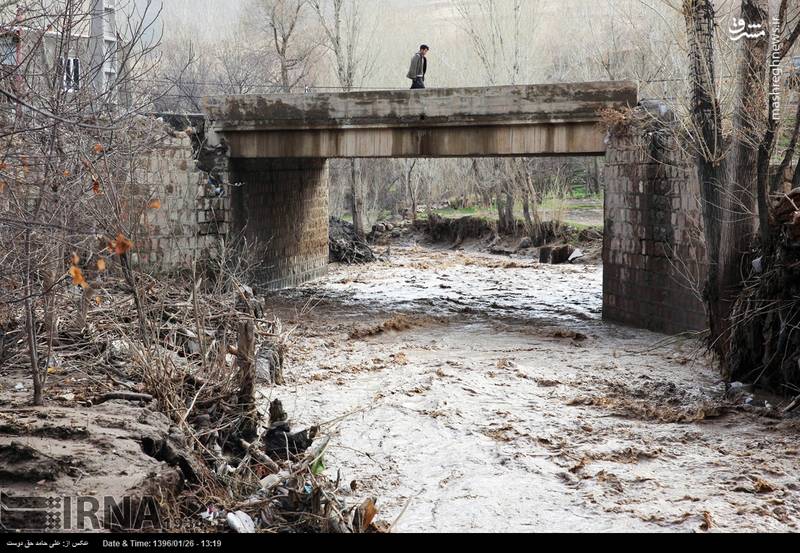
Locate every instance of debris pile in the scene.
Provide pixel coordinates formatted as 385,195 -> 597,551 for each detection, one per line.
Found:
418,214 -> 497,246
0,264 -> 385,532
329,217 -> 376,264
368,220 -> 412,244
539,245 -> 585,264
729,188 -> 800,404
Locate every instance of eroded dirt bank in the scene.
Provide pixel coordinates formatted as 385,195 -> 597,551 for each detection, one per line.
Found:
266,245 -> 800,533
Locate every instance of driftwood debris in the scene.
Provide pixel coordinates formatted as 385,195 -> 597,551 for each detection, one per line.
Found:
728,188 -> 800,393
264,399 -> 318,461
92,391 -> 154,405
329,217 -> 376,264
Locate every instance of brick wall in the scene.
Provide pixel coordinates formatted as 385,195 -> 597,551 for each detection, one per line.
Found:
133,131 -> 230,271
229,158 -> 329,290
603,104 -> 708,334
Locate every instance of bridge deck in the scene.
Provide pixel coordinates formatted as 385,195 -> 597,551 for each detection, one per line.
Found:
204,81 -> 638,158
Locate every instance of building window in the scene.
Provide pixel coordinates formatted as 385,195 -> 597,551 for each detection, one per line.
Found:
60,57 -> 80,92
0,35 -> 16,66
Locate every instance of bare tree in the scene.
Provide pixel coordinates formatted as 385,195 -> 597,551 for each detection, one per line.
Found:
0,0 -> 163,405
251,0 -> 316,92
310,0 -> 377,238
681,0 -> 800,368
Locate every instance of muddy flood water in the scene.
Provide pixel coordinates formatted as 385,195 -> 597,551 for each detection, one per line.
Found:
263,245 -> 800,533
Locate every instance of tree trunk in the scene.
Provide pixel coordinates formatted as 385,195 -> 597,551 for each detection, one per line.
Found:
350,159 -> 365,239
24,230 -> 42,406
495,184 -> 506,232
405,160 -> 418,222
503,189 -> 515,234
717,0 -> 769,355
683,0 -> 728,354
522,190 -> 533,233
774,99 -> 800,192
237,318 -> 258,442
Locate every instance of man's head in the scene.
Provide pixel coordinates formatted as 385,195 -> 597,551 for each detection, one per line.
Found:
420,44 -> 430,56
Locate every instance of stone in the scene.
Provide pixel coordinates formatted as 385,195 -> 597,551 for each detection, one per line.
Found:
226,511 -> 255,533
568,248 -> 585,263
551,245 -> 575,265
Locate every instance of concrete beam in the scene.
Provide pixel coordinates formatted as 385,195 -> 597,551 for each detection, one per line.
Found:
225,122 -> 607,158
204,81 -> 637,158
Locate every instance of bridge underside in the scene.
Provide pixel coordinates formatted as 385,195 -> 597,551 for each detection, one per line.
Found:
224,122 -> 605,159
205,81 -> 638,291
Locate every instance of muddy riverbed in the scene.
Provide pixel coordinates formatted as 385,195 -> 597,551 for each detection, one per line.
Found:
264,245 -> 800,533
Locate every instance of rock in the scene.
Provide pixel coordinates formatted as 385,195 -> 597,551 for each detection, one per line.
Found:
518,237 -> 533,250
260,471 -> 289,490
727,381 -> 754,395
568,248 -> 585,263
110,339 -> 130,358
264,422 -> 317,460
373,224 -> 386,234
551,245 -> 575,264
385,223 -> 394,231
745,397 -> 773,409
489,245 -> 515,256
226,511 -> 255,533
255,344 -> 284,386
539,246 -> 553,263
185,340 -> 201,356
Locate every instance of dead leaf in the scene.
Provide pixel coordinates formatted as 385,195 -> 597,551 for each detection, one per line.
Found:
92,179 -> 101,195
94,296 -> 102,306
68,266 -> 88,289
355,498 -> 378,532
96,258 -> 106,272
0,180 -> 5,193
754,478 -> 777,494
63,170 -> 71,177
0,162 -> 7,170
148,198 -> 161,209
700,511 -> 714,531
70,252 -> 80,265
110,234 -> 133,256
93,143 -> 104,154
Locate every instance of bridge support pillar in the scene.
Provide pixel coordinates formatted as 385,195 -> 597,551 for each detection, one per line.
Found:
230,158 -> 330,290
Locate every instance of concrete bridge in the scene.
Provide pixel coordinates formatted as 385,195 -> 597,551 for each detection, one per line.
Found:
202,82 -> 708,335
203,81 -> 636,287
205,82 -> 636,159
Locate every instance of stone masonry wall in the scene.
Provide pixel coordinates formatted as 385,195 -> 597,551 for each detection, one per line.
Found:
133,131 -> 230,271
603,104 -> 708,335
229,158 -> 329,290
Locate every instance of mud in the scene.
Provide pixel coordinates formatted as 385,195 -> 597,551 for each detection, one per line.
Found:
0,400 -> 189,531
265,245 -> 800,533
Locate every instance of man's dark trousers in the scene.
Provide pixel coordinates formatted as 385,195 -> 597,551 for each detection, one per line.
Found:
411,77 -> 425,89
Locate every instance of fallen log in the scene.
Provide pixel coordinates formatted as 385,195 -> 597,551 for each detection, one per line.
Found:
92,392 -> 154,405
239,438 -> 280,474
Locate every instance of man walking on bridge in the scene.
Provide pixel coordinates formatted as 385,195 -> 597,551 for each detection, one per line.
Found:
407,45 -> 429,89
